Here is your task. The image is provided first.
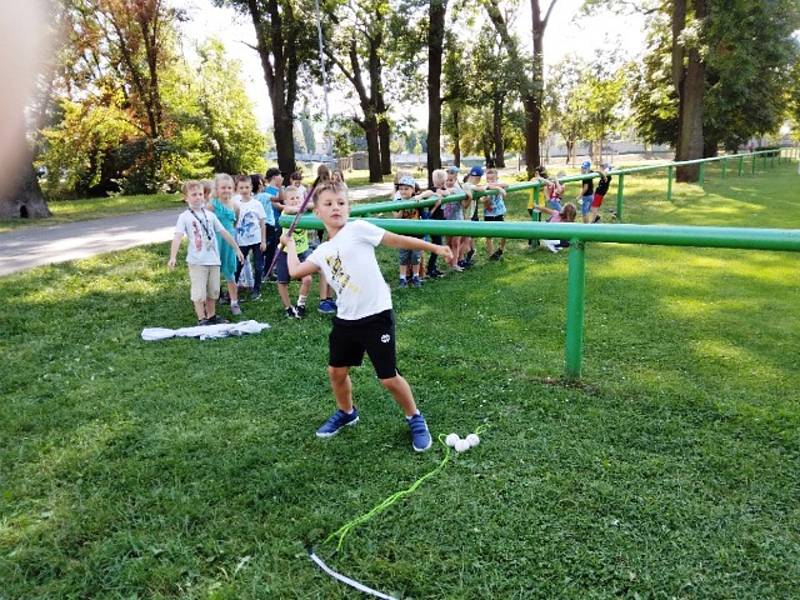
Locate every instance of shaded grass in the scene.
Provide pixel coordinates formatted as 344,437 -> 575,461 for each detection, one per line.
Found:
1,164 -> 798,598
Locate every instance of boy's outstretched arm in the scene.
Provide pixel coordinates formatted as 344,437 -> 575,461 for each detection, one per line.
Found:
280,235 -> 321,279
381,231 -> 453,261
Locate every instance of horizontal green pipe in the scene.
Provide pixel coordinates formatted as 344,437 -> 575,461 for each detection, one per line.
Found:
279,216 -> 800,252
339,150 -> 785,218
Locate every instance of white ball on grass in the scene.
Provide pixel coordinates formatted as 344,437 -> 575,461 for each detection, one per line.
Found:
445,433 -> 460,447
466,433 -> 480,447
455,439 -> 470,453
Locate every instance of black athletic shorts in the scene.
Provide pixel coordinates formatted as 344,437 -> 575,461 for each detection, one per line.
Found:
484,214 -> 505,222
329,309 -> 398,379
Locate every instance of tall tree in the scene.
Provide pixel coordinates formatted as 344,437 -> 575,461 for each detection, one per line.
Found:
482,0 -> 560,177
218,0 -> 315,175
325,0 -> 392,183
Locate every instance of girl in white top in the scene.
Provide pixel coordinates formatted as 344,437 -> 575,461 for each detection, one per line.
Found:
281,182 -> 452,452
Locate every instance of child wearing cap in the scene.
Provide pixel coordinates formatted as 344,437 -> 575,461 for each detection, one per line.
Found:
460,166 -> 486,268
394,175 -> 434,287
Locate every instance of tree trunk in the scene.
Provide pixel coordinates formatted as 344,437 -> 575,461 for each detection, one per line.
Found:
452,107 -> 461,167
426,0 -> 446,185
673,0 -> 705,182
363,118 -> 382,183
493,96 -> 505,168
272,99 -> 296,175
378,117 -> 392,175
524,95 -> 541,175
0,160 -> 50,219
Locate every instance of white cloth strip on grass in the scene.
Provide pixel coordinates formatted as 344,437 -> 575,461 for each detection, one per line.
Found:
141,320 -> 270,341
308,550 -> 398,600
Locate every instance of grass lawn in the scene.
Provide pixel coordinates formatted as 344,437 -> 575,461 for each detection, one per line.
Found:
1,163 -> 798,598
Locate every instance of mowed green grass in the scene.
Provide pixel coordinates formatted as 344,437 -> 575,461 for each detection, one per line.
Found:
1,163 -> 798,598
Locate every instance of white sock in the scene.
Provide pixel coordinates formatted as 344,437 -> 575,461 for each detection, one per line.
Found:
297,294 -> 307,307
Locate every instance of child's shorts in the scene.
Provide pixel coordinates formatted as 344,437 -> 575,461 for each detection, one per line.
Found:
591,192 -> 606,208
484,214 -> 505,222
188,264 -> 221,302
581,195 -> 594,216
399,248 -> 421,266
329,309 -> 397,379
275,248 -> 312,284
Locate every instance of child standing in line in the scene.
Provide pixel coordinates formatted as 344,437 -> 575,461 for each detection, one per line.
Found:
289,170 -> 307,200
393,175 -> 434,288
208,173 -> 242,316
483,167 -> 509,260
333,169 -> 348,192
425,168 -> 448,279
459,166 -> 485,268
281,181 -> 453,452
578,160 -> 595,223
443,167 -> 466,272
275,187 -> 313,318
168,181 -> 244,325
589,164 -> 612,223
202,179 -> 214,205
311,165 -> 337,315
547,171 -> 566,211
262,167 -> 284,280
234,174 -> 267,301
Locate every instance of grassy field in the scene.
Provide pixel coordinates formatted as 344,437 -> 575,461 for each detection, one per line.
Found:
1,163 -> 798,598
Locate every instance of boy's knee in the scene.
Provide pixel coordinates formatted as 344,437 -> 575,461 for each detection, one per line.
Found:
328,366 -> 349,382
379,374 -> 403,390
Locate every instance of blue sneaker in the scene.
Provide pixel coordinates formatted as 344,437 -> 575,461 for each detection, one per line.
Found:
318,298 -> 337,314
411,275 -> 422,288
316,408 -> 359,438
398,277 -> 408,288
407,413 -> 432,452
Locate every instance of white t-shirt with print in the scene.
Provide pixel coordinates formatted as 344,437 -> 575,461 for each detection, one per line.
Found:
307,220 -> 392,320
235,199 -> 267,245
174,208 -> 225,266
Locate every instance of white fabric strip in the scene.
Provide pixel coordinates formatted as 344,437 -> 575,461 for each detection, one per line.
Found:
141,320 -> 270,341
308,550 -> 398,600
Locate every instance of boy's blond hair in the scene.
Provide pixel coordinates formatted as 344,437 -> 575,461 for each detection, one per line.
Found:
485,168 -> 498,177
182,180 -> 203,195
431,169 -> 447,188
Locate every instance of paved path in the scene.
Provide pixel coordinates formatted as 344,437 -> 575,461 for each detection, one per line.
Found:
0,182 -> 396,277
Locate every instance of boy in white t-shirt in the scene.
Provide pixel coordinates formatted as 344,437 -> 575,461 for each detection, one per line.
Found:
281,182 -> 453,452
233,174 -> 268,301
168,181 -> 244,325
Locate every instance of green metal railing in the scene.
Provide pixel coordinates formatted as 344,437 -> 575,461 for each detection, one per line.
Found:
342,147 -> 795,224
281,214 -> 800,381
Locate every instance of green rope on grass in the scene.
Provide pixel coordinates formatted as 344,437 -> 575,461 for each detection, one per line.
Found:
324,424 -> 489,552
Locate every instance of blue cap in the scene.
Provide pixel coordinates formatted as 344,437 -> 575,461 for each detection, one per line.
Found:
581,160 -> 591,170
398,175 -> 416,188
469,166 -> 484,177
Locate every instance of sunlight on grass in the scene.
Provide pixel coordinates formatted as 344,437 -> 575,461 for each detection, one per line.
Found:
1,162 -> 798,598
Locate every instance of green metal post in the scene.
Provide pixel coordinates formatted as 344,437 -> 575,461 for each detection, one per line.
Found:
564,240 -> 586,381
698,162 -> 705,184
721,158 -> 727,179
667,166 -> 673,201
615,173 -> 624,223
762,154 -> 767,171
738,155 -> 743,176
